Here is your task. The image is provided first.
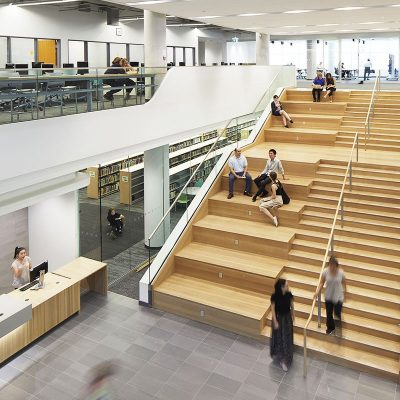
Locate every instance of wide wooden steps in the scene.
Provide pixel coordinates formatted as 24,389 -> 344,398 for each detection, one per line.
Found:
270,113 -> 342,130
175,242 -> 283,292
153,273 -> 268,337
265,127 -> 337,145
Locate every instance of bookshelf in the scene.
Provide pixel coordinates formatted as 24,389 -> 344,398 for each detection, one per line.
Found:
87,120 -> 254,201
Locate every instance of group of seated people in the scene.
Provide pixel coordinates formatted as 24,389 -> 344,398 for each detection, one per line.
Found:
312,71 -> 336,102
227,148 -> 288,227
103,57 -> 138,102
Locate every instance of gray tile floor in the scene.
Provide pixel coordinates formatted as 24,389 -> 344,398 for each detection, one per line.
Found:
0,291 -> 398,400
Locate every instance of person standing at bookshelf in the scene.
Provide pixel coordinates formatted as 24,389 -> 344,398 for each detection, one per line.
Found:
227,148 -> 252,199
11,246 -> 32,289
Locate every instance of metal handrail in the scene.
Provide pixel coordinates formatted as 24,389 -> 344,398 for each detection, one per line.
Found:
303,131 -> 359,377
147,69 -> 284,245
364,70 -> 381,150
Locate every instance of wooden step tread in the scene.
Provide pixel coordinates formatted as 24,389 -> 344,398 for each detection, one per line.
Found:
282,271 -> 400,304
311,186 -> 400,201
292,333 -> 399,377
292,301 -> 400,337
302,209 -> 400,228
313,177 -> 400,192
289,249 -> 400,277
293,238 -> 400,264
284,261 -> 400,290
155,273 -> 268,320
265,312 -> 400,355
209,191 -> 305,212
285,113 -> 343,121
289,286 -> 400,321
336,141 -> 400,150
316,171 -> 400,186
194,215 -> 296,242
176,242 -> 284,278
305,202 -> 400,220
282,100 -> 348,105
265,127 -> 338,135
299,218 -> 400,242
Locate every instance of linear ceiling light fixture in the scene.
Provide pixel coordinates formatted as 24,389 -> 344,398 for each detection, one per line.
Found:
127,0 -> 173,5
316,23 -> 339,26
284,9 -> 313,14
237,13 -> 267,17
167,23 -> 208,27
15,0 -> 78,6
359,21 -> 383,24
334,6 -> 366,10
194,15 -> 221,19
120,17 -> 144,21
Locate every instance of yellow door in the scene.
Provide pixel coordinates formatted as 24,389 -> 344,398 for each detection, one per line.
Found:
38,39 -> 57,65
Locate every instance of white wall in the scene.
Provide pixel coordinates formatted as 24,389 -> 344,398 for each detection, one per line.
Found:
0,66 -> 295,192
28,191 -> 79,272
227,41 -> 256,64
203,39 -> 225,64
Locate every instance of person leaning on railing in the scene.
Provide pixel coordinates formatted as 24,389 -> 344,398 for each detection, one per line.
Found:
314,255 -> 347,335
103,57 -> 136,102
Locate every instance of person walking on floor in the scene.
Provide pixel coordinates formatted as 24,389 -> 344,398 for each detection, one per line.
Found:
227,148 -> 253,199
270,278 -> 295,372
271,94 -> 294,128
252,149 -> 285,202
364,59 -> 372,81
315,254 -> 347,335
259,171 -> 284,227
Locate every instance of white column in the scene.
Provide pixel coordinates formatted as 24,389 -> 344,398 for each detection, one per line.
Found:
306,39 -> 317,79
144,10 -> 166,100
28,191 -> 79,271
338,38 -> 343,81
256,33 -> 270,65
144,145 -> 170,248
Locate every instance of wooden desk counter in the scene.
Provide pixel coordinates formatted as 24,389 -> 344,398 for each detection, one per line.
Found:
0,257 -> 107,364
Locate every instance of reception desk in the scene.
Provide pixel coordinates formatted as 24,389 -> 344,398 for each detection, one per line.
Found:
0,257 -> 107,363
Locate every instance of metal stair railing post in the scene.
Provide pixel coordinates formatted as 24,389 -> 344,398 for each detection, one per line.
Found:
364,73 -> 379,150
303,132 -> 359,378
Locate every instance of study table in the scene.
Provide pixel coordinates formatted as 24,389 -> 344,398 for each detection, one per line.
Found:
0,72 -> 159,112
0,257 -> 107,363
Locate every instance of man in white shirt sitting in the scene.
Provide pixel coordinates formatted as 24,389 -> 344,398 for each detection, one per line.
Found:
227,148 -> 253,199
252,148 -> 285,202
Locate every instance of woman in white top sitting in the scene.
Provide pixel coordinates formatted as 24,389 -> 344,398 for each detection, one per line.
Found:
11,246 -> 32,288
314,254 -> 347,335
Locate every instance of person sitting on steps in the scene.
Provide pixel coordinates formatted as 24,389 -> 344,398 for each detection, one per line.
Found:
227,148 -> 253,199
324,72 -> 336,103
252,149 -> 286,202
312,71 -> 325,102
271,95 -> 293,128
258,171 -> 284,227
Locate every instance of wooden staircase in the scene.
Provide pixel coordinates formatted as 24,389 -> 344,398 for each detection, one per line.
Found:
151,88 -> 400,381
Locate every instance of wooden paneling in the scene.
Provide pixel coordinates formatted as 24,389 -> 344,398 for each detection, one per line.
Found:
38,39 -> 57,65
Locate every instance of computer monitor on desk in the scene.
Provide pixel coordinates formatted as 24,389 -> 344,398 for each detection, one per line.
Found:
77,61 -> 89,75
130,61 -> 139,67
30,261 -> 48,282
42,64 -> 54,74
15,64 -> 29,75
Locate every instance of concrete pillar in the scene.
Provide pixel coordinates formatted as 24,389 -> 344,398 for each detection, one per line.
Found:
144,10 -> 166,100
198,40 -> 205,65
256,33 -> 270,65
306,39 -> 317,79
144,145 -> 170,248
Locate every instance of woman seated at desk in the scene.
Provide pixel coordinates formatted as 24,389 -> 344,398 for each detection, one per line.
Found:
11,246 -> 32,289
103,57 -> 136,102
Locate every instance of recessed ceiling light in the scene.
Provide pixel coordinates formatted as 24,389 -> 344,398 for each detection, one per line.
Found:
336,29 -> 354,32
334,6 -> 366,10
275,32 -> 288,34
305,30 -> 320,33
237,13 -> 266,17
284,9 -> 313,14
372,28 -> 385,30
194,15 -> 221,19
390,4 -> 400,6
167,23 -> 207,27
120,17 -> 144,21
359,21 -> 383,24
283,25 -> 302,28
316,23 -> 339,26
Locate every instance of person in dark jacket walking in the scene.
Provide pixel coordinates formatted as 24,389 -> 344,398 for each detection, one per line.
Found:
271,95 -> 293,128
270,278 -> 295,371
103,57 -> 136,101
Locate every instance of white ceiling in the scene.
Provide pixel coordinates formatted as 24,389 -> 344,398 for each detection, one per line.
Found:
112,0 -> 400,36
